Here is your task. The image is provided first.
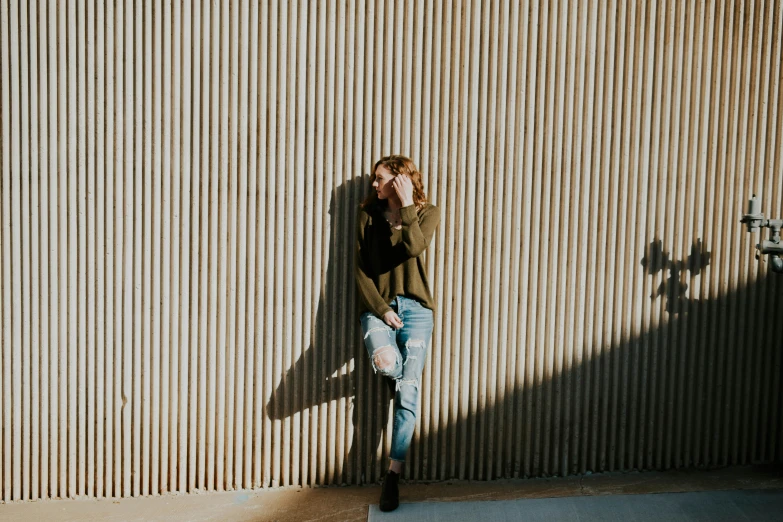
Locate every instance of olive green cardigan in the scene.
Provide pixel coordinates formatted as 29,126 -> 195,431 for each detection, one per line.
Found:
354,202 -> 441,318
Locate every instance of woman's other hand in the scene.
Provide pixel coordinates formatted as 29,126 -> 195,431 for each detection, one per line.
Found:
382,310 -> 404,329
392,174 -> 414,207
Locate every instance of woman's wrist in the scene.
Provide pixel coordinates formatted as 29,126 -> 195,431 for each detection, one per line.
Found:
399,204 -> 418,225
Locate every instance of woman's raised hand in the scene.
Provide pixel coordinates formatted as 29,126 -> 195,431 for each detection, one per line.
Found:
382,310 -> 404,329
392,174 -> 414,207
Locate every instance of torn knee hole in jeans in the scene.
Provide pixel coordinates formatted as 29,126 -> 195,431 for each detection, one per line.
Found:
364,326 -> 390,339
404,339 -> 425,365
405,339 -> 426,349
396,378 -> 419,392
371,345 -> 399,373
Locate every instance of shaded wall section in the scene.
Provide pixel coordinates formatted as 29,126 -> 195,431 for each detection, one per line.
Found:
1,0 -> 782,500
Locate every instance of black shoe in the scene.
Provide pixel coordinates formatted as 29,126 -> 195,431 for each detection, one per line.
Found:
386,377 -> 396,395
380,470 -> 400,512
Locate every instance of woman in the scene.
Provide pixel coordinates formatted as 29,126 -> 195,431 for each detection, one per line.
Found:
354,155 -> 440,512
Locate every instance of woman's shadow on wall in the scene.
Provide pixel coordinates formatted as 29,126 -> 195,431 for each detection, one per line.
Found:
266,175 -> 392,486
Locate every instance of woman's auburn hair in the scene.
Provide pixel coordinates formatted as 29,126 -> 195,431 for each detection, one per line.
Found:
361,154 -> 428,211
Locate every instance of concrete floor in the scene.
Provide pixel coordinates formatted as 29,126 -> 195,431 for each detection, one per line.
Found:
367,489 -> 783,521
2,465 -> 782,522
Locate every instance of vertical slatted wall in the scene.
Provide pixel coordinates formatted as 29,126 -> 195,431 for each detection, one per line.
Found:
1,0 -> 782,500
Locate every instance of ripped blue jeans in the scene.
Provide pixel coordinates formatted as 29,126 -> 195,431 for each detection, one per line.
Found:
360,295 -> 434,462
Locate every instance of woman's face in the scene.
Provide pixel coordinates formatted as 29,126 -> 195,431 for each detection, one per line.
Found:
372,165 -> 396,200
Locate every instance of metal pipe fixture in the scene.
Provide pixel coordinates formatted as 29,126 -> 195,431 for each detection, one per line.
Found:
741,195 -> 783,273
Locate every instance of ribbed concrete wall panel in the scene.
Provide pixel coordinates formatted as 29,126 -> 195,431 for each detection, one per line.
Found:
1,0 -> 782,500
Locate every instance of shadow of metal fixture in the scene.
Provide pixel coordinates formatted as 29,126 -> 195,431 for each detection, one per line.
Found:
641,238 -> 711,314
